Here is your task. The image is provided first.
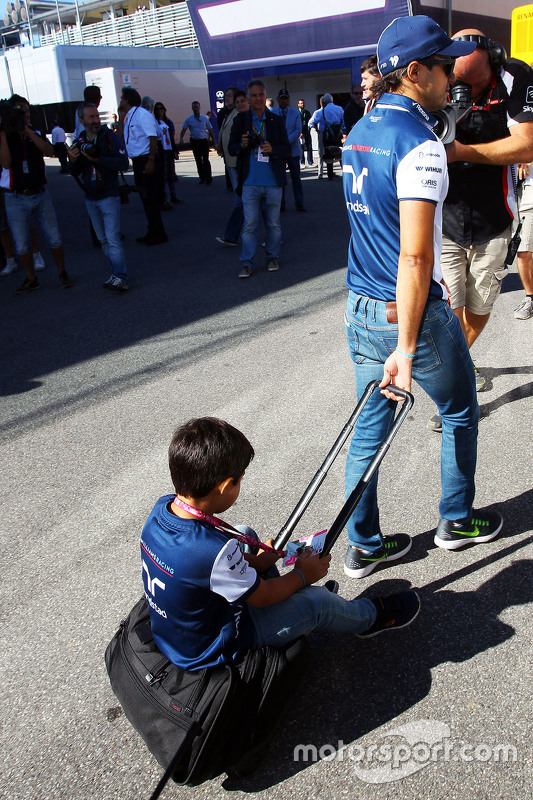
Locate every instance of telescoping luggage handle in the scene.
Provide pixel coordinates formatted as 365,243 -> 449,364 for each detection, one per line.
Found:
273,380 -> 414,557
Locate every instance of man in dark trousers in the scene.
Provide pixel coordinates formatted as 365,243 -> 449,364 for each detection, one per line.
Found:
228,79 -> 289,278
118,87 -> 167,246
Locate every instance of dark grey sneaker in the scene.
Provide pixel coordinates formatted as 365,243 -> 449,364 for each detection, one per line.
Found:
103,275 -> 129,291
357,591 -> 421,638
59,270 -> 73,289
16,276 -> 39,295
344,534 -> 412,579
428,412 -> 442,433
267,258 -> 280,272
434,509 -> 503,550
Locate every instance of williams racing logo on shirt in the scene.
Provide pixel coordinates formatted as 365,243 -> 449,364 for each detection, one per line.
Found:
343,165 -> 370,215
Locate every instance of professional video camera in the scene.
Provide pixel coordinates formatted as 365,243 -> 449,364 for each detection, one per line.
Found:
0,99 -> 26,134
432,82 -> 473,145
71,137 -> 100,158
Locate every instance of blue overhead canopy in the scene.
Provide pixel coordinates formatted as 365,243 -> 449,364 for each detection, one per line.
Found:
187,0 -> 412,73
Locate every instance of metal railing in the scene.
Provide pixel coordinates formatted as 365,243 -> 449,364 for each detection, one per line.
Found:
39,3 -> 199,49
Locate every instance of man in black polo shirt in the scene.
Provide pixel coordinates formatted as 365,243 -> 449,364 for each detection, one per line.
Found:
438,31 -> 533,409
0,94 -> 72,295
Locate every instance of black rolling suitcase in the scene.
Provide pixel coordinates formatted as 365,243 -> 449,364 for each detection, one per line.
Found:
105,380 -> 413,798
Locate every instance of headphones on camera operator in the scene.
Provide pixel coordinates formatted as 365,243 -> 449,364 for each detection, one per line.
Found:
452,34 -> 507,71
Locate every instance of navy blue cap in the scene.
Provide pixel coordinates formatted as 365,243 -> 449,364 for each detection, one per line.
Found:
377,15 -> 477,76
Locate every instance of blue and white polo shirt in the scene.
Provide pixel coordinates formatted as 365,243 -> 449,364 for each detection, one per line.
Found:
342,92 -> 448,303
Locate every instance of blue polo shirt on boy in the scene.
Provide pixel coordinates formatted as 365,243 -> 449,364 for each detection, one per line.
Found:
141,495 -> 260,671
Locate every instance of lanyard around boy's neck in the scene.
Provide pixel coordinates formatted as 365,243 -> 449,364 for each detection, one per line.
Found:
172,497 -> 285,555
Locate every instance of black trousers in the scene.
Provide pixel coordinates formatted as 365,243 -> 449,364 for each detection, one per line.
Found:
132,153 -> 166,238
190,138 -> 212,182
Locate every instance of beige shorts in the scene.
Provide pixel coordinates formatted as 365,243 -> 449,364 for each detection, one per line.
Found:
517,182 -> 533,251
440,231 -> 510,315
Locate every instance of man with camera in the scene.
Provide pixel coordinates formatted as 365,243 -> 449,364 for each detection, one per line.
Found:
68,102 -> 130,291
228,79 -> 289,278
0,94 -> 72,295
438,30 -> 533,402
342,16 -> 503,579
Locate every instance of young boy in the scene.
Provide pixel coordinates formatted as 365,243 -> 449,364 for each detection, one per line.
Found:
141,417 -> 420,671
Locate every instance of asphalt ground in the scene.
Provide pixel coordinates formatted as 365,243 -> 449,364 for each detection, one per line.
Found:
1,151 -> 532,800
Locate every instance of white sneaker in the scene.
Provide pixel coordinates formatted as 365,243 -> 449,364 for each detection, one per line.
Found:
514,296 -> 533,320
33,252 -> 46,271
0,259 -> 18,276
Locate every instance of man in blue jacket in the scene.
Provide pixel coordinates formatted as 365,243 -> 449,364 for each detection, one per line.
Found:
272,89 -> 305,212
228,80 -> 290,278
69,102 -> 130,291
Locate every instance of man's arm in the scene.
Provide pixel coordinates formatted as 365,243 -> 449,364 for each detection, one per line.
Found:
98,131 -> 130,173
144,135 -> 157,174
286,110 -> 302,145
380,199 -> 436,401
447,121 -> 533,165
25,126 -> 54,158
0,131 -> 11,169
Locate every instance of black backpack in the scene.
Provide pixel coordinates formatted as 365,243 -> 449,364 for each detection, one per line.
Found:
105,596 -> 308,793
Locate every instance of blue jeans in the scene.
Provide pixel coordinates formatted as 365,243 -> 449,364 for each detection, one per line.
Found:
5,190 -> 62,254
84,195 -> 127,280
241,184 -> 282,267
248,586 -> 377,646
235,524 -> 376,644
345,292 -> 478,552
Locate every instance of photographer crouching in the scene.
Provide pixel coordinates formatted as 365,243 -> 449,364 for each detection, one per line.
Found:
0,94 -> 73,296
68,102 -> 130,291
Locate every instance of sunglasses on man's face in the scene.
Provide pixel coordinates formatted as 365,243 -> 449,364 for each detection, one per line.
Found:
420,58 -> 455,77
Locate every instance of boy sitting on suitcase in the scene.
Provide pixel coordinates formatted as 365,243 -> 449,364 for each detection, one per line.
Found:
141,417 -> 420,670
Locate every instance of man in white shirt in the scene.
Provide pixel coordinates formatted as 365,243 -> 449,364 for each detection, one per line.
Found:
309,94 -> 345,180
180,102 -> 216,185
51,121 -> 69,173
118,87 -> 167,246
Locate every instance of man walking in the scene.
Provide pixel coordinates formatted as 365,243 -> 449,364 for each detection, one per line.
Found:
309,94 -> 344,180
68,102 -> 130,291
298,98 -> 313,166
51,120 -> 69,173
271,89 -> 305,211
228,80 -> 289,278
179,102 -> 216,185
118,87 -> 167,246
341,15 -> 503,579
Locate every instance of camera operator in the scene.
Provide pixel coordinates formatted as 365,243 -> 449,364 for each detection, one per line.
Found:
68,102 -> 130,291
438,30 -> 533,405
0,94 -> 72,295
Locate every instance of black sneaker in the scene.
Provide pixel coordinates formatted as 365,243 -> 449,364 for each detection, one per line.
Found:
59,270 -> 73,289
325,579 -> 339,594
16,276 -> 39,295
357,591 -> 421,638
434,509 -> 503,550
344,534 -> 412,578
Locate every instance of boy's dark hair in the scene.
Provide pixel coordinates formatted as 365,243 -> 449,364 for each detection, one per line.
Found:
121,87 -> 142,108
83,85 -> 101,104
169,417 -> 254,498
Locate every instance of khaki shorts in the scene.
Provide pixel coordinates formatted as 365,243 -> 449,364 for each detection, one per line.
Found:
517,181 -> 533,251
440,231 -> 510,315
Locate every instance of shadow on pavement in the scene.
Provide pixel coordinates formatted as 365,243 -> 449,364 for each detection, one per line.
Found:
225,490 -> 533,791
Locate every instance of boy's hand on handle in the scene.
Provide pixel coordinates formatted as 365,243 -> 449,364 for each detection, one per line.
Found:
255,538 -> 282,570
295,548 -> 330,585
